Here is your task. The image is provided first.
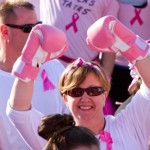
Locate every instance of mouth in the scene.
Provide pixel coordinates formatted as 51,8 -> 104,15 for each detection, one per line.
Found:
78,106 -> 94,110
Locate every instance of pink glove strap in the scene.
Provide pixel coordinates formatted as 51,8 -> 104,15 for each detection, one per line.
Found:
118,36 -> 150,64
26,65 -> 40,80
13,59 -> 40,82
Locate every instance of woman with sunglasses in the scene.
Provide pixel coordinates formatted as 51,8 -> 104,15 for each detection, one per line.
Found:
7,16 -> 150,149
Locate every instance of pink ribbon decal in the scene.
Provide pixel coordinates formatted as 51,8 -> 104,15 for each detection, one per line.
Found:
130,8 -> 143,25
65,13 -> 79,33
41,69 -> 55,91
100,131 -> 113,150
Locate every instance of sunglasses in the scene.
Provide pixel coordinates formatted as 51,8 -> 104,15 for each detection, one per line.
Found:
5,21 -> 42,33
66,86 -> 105,97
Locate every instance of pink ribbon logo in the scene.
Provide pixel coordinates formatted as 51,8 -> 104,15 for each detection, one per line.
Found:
130,8 -> 143,25
65,13 -> 79,33
41,69 -> 55,91
100,131 -> 113,150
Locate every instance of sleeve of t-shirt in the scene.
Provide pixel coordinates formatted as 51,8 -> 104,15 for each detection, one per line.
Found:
116,83 -> 150,143
6,103 -> 47,150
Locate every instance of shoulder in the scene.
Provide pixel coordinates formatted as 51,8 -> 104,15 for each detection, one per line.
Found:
136,83 -> 150,101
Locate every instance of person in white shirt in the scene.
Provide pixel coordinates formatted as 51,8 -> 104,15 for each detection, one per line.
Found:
0,1 -> 68,149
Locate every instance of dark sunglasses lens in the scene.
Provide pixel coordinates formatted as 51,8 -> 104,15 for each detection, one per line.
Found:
5,22 -> 42,33
23,26 -> 33,33
86,87 -> 104,96
22,22 -> 42,33
68,88 -> 84,97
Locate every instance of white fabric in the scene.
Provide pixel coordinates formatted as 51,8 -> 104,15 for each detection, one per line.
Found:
0,107 -> 10,150
28,0 -> 40,20
0,69 -> 30,150
115,1 -> 150,67
39,0 -> 119,65
0,59 -> 69,150
7,83 -> 150,149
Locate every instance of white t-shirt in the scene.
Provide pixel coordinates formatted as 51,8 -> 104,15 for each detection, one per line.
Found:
7,83 -> 150,150
0,59 -> 69,150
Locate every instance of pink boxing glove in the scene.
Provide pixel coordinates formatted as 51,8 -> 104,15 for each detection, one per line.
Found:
12,24 -> 68,82
87,15 -> 150,65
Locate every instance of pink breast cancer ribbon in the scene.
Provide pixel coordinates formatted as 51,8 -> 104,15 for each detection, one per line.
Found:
41,69 -> 55,91
100,131 -> 113,150
65,13 -> 79,33
130,8 -> 143,25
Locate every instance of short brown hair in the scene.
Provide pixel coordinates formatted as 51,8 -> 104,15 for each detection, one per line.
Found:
59,60 -> 110,96
0,0 -> 34,23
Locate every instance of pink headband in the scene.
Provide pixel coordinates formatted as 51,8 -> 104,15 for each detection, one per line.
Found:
65,57 -> 101,75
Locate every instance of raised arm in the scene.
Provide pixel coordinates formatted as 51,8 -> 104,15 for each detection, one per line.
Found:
9,24 -> 68,111
9,79 -> 34,110
135,57 -> 150,88
87,15 -> 150,88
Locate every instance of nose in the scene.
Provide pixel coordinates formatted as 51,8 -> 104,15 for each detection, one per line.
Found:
80,92 -> 91,102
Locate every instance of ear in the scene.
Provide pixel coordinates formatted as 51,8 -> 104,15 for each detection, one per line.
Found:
103,91 -> 108,100
62,94 -> 68,102
102,91 -> 108,107
0,25 -> 9,41
62,94 -> 70,108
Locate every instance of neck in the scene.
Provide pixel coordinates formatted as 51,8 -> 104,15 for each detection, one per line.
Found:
0,49 -> 16,72
0,63 -> 12,72
75,116 -> 105,135
0,52 -> 13,72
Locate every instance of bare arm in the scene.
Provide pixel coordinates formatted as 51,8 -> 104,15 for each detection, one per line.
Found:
101,52 -> 116,77
135,56 -> 150,88
9,79 -> 34,111
8,24 -> 68,111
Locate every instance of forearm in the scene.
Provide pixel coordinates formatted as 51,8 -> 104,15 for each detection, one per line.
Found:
135,56 -> 150,88
9,79 -> 34,111
101,52 -> 116,77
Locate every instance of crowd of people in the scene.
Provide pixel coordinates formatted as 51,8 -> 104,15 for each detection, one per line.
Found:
0,0 -> 150,150
0,1 -> 68,149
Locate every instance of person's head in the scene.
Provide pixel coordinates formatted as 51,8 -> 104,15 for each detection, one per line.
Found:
0,0 -> 41,71
59,58 -> 110,125
38,114 -> 99,150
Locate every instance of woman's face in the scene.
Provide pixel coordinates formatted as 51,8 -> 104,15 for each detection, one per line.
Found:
63,72 -> 107,124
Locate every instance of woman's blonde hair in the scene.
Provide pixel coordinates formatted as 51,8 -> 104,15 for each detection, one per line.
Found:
59,58 -> 110,96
